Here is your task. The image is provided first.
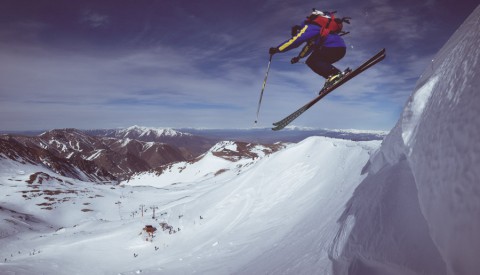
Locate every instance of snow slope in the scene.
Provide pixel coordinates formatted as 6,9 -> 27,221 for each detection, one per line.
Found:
125,141 -> 280,188
330,6 -> 480,275
0,137 -> 380,274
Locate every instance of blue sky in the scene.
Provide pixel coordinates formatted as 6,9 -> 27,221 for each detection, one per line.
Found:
0,0 -> 478,131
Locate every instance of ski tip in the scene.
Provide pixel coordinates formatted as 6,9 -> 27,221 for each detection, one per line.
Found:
271,124 -> 284,131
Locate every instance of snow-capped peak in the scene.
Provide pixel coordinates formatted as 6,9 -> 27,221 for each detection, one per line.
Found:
205,140 -> 285,162
210,141 -> 238,153
118,125 -> 191,139
324,128 -> 389,135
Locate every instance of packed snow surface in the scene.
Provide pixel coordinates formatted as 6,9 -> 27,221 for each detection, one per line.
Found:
330,6 -> 480,275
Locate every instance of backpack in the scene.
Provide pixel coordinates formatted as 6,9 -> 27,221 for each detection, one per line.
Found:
306,9 -> 350,39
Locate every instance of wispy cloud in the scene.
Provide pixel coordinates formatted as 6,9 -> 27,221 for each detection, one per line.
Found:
0,0 -> 477,131
80,10 -> 110,28
0,39 -> 264,130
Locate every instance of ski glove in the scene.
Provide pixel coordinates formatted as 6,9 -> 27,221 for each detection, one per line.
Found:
291,56 -> 300,64
269,47 -> 279,55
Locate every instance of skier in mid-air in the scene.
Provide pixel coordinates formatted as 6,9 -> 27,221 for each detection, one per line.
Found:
255,8 -> 384,130
269,9 -> 351,88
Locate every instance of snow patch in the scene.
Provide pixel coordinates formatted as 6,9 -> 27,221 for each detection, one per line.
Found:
211,141 -> 237,152
401,75 -> 438,148
120,138 -> 131,147
86,149 -> 104,161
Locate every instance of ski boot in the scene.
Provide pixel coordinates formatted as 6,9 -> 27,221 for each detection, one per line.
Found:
323,68 -> 352,89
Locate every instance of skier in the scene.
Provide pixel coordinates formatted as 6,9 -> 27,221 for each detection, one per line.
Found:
269,9 -> 350,88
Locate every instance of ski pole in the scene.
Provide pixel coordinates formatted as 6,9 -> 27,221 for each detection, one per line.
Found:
255,54 -> 273,124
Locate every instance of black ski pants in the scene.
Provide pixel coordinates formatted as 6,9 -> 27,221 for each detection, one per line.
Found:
306,47 -> 346,78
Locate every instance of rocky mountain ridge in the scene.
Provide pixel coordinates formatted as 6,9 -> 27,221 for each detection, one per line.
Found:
0,128 -> 192,182
85,126 -> 215,159
0,127 -> 283,183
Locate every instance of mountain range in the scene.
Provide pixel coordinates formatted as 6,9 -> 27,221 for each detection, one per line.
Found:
0,127 -> 205,182
0,126 -> 385,183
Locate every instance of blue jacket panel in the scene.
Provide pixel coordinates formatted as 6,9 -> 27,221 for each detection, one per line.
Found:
323,33 -> 346,48
276,23 -> 345,53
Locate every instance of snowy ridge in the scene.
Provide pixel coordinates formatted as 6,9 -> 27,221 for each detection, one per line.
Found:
324,128 -> 389,136
210,141 -> 238,152
116,125 -> 192,139
282,125 -> 388,135
125,140 -> 284,188
330,6 -> 480,275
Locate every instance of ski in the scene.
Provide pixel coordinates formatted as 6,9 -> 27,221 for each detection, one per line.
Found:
272,49 -> 386,131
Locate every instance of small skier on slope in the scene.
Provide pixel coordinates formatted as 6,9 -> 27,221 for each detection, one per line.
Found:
269,9 -> 351,88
